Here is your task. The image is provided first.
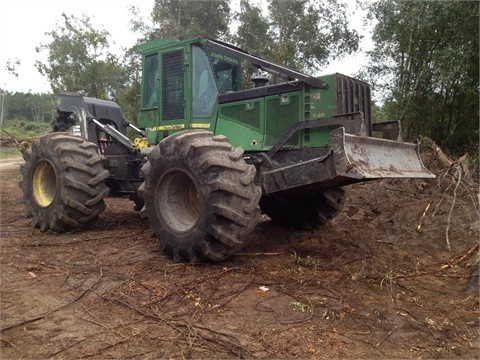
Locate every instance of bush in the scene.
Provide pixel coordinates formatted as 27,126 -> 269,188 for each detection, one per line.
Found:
1,118 -> 51,139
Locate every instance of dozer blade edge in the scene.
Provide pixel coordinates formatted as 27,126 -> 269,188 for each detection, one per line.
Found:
331,127 -> 435,180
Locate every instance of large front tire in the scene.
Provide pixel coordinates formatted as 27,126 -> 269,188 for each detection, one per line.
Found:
19,133 -> 110,231
260,187 -> 350,230
139,131 -> 261,263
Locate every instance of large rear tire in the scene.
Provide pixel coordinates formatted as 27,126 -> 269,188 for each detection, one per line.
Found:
139,130 -> 261,263
19,133 -> 110,231
260,187 -> 350,230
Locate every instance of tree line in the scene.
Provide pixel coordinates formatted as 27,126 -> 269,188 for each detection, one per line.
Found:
1,92 -> 54,124
362,0 -> 478,155
2,0 -> 478,156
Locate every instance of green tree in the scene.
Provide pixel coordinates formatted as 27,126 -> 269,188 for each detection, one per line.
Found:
2,92 -> 54,123
116,52 -> 142,123
232,0 -> 273,87
267,0 -> 359,72
234,0 -> 272,55
35,13 -> 127,99
26,93 -> 45,122
364,0 -> 479,154
150,0 -> 231,40
5,58 -> 20,79
127,5 -> 155,44
233,0 -> 359,86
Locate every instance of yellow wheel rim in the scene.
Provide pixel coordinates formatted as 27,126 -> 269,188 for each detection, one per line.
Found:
32,160 -> 57,207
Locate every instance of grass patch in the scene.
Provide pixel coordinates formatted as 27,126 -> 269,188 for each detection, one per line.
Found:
0,147 -> 23,158
1,119 -> 51,139
0,119 -> 49,158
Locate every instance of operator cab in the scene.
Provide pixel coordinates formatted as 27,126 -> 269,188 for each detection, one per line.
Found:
134,37 -> 330,149
135,38 -> 242,143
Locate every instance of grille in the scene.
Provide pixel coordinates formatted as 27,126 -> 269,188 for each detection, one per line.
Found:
336,74 -> 372,134
162,51 -> 184,120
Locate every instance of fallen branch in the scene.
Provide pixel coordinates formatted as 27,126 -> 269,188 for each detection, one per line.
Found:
417,201 -> 432,230
395,240 -> 480,279
0,338 -> 23,354
0,268 -> 103,332
94,292 -> 251,357
237,251 -> 286,256
376,328 -> 394,347
439,239 -> 480,272
420,136 -> 454,167
1,129 -> 18,143
445,166 -> 462,251
25,234 -> 132,247
421,136 -> 476,250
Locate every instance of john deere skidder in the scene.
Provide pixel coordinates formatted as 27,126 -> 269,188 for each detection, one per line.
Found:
19,37 -> 434,262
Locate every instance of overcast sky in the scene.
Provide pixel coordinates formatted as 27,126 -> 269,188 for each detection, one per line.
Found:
0,0 -> 154,93
0,0 -> 370,94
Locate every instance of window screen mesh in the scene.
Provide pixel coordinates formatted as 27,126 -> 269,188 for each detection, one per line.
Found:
162,51 -> 184,120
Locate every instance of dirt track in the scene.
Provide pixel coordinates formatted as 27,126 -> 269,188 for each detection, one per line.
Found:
0,156 -> 24,170
0,151 -> 478,359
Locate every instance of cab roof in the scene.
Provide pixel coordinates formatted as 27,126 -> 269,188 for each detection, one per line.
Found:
133,37 -> 205,55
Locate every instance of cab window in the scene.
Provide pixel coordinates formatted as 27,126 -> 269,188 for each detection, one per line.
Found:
143,54 -> 158,108
208,49 -> 241,93
192,46 -> 218,118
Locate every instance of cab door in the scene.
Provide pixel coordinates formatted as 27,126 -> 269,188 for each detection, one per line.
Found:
137,52 -> 160,144
190,45 -> 218,130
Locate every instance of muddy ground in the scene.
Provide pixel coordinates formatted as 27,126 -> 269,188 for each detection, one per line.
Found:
0,149 -> 478,359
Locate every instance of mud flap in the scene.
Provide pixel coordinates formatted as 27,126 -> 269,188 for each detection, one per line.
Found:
331,127 -> 435,180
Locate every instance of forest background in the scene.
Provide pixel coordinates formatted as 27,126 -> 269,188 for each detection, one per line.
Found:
1,0 -> 478,159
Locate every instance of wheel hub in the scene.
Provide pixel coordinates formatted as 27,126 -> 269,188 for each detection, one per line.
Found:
156,169 -> 200,233
32,160 -> 57,207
